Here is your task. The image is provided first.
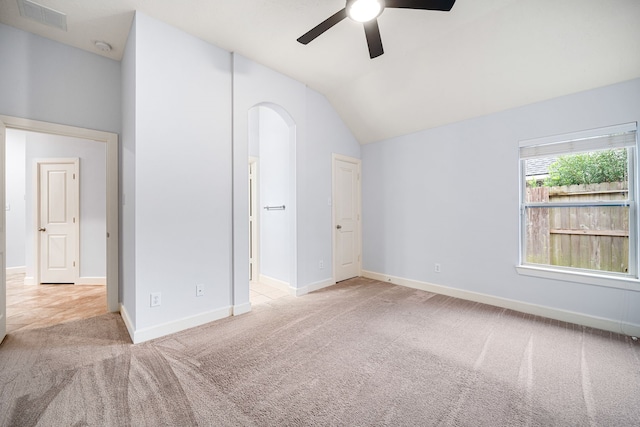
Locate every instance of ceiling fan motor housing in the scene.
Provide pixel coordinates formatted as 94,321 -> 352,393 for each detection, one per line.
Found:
346,0 -> 386,23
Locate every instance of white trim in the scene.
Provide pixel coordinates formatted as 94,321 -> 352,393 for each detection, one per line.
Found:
23,276 -> 35,285
77,277 -> 106,286
516,265 -> 640,291
0,115 -> 119,312
332,153 -> 362,283
233,301 -> 252,316
6,266 -> 25,275
126,305 -> 232,344
295,278 -> 336,297
259,274 -> 296,295
119,303 -> 135,343
362,270 -> 640,337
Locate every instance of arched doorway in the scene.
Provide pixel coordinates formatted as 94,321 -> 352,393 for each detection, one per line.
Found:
247,104 -> 297,304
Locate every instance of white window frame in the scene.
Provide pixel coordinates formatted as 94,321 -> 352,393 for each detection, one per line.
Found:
516,123 -> 640,290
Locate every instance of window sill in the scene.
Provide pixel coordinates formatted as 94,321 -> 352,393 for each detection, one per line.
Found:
516,265 -> 640,291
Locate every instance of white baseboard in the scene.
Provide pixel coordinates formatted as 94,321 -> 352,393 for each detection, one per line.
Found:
119,303 -> 135,344
77,277 -> 106,286
259,274 -> 296,296
6,266 -> 26,275
233,301 -> 252,316
128,306 -> 232,344
362,270 -> 640,338
296,278 -> 336,296
19,276 -> 106,286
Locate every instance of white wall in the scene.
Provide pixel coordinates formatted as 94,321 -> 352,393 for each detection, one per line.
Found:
5,130 -> 26,269
121,13 -> 137,325
232,54 -> 361,305
20,130 -> 107,281
2,16 -> 361,341
361,78 -> 640,335
0,23 -> 121,134
302,89 -> 361,287
232,54 -> 307,306
122,13 -> 233,337
258,106 -> 292,283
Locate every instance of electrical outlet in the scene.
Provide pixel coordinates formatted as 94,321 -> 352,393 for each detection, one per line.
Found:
150,292 -> 161,307
435,263 -> 441,273
319,260 -> 324,269
196,284 -> 204,297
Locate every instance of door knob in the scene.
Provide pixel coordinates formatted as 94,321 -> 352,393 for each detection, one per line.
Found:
336,225 -> 342,230
38,227 -> 46,232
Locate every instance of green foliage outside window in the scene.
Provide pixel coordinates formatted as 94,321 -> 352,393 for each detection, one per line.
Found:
544,149 -> 628,187
543,149 -> 628,186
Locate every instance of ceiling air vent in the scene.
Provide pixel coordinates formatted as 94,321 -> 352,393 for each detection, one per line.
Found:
17,0 -> 67,31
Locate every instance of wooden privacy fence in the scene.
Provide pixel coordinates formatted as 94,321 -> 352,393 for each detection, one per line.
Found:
525,182 -> 629,273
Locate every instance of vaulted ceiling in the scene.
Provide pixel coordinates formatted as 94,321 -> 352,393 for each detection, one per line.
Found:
1,0 -> 639,144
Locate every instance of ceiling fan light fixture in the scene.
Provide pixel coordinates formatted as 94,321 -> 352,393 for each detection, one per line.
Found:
347,0 -> 385,23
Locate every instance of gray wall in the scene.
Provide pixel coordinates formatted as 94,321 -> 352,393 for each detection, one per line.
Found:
0,23 -> 121,134
257,106 -> 292,283
361,78 -> 640,332
232,54 -> 362,307
6,129 -> 107,279
23,131 -> 106,279
302,89 -> 361,287
5,130 -> 26,269
121,12 -> 137,326
122,13 -> 233,331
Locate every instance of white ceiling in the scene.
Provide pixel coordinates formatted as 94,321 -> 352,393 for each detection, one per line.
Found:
1,0 -> 639,144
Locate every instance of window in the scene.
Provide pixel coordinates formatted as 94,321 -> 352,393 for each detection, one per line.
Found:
519,123 -> 638,283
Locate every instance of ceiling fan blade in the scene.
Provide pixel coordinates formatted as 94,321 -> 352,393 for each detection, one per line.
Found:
297,8 -> 348,45
363,19 -> 384,59
385,0 -> 456,11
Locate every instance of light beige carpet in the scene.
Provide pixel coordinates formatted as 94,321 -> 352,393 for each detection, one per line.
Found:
1,277 -> 639,426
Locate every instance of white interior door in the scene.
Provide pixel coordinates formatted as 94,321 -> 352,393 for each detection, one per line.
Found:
333,155 -> 361,282
0,120 -> 6,341
38,159 -> 79,284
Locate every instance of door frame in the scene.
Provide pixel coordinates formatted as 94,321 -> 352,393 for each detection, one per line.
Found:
1,115 -> 119,312
35,158 -> 80,284
332,153 -> 362,283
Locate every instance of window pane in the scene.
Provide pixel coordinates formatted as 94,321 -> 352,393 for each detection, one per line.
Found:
524,148 -> 628,200
524,206 -> 629,273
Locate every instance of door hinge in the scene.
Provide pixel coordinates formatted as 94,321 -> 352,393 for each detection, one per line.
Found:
73,261 -> 76,267
73,173 -> 76,180
73,217 -> 76,223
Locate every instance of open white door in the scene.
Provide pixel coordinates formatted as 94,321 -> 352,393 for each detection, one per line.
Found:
38,159 -> 79,284
333,155 -> 361,282
1,120 -> 6,342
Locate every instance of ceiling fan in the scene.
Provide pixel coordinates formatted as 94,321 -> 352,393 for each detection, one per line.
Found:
297,0 -> 456,59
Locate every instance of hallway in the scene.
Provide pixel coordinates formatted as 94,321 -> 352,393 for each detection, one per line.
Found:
5,273 -> 106,333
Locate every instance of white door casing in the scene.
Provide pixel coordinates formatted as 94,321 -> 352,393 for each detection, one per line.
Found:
333,154 -> 362,282
0,119 -> 6,342
38,159 -> 79,284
